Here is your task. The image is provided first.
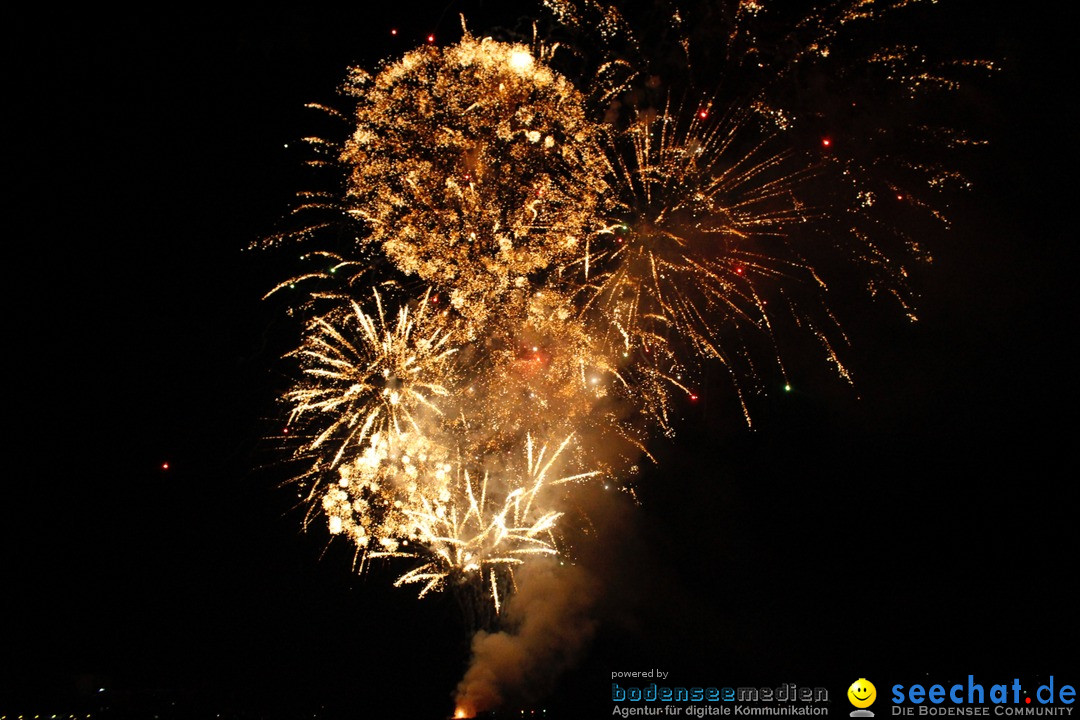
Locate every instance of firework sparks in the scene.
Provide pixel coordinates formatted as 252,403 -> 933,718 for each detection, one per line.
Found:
339,32 -> 609,323
282,287 -> 460,512
570,102 -> 823,423
384,434 -> 594,599
264,0 -> 985,624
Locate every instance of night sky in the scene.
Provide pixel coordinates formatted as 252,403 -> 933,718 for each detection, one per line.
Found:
6,2 -> 1077,718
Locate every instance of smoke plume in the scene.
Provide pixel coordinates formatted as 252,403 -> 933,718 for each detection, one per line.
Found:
454,558 -> 599,714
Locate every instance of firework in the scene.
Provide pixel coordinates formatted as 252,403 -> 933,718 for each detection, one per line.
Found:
382,434 -> 595,606
265,0 -> 985,621
339,33 -> 609,323
572,102 -> 820,423
284,289 -> 458,469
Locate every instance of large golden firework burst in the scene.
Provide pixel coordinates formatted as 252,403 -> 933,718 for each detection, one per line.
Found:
340,34 -> 609,321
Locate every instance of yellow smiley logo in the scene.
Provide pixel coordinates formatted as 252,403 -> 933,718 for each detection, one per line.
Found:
848,679 -> 877,708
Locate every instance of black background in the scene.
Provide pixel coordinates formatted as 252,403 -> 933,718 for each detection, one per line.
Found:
5,2 -> 1076,717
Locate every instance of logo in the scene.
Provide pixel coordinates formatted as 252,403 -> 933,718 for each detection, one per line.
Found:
850,679 -> 878,718
890,675 -> 1076,715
